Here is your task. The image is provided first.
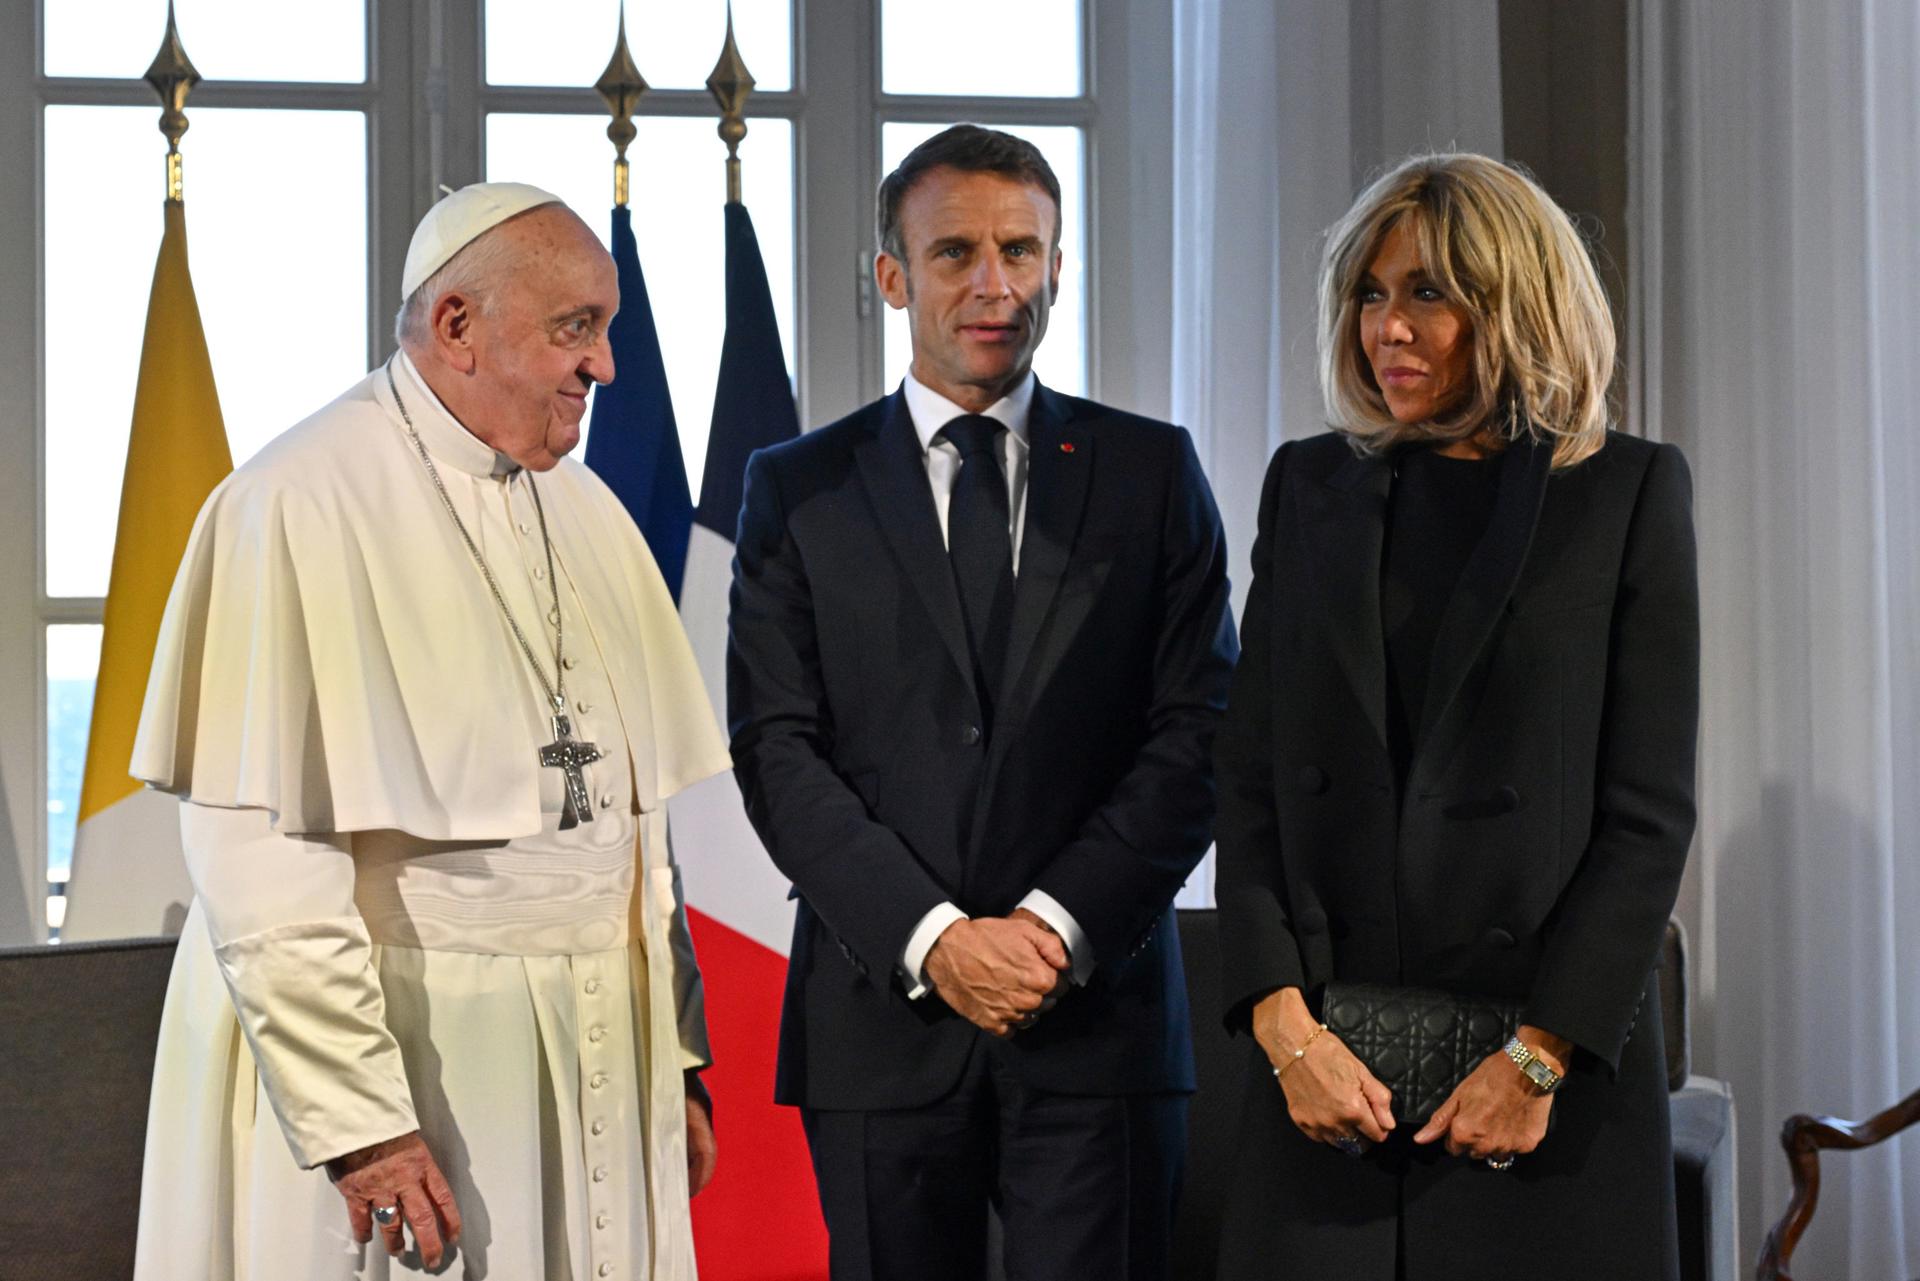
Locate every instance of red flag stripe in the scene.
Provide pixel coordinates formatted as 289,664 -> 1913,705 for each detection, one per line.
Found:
687,907 -> 829,1277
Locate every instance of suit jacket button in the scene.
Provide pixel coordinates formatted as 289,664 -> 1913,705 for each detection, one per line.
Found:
1494,785 -> 1521,813
1296,906 -> 1329,935
1483,926 -> 1518,949
960,725 -> 982,746
1296,765 -> 1329,795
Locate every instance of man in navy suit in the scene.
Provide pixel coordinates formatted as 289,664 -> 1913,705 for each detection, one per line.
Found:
727,125 -> 1237,1280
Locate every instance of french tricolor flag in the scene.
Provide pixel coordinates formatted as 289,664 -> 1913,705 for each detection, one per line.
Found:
588,198 -> 823,1277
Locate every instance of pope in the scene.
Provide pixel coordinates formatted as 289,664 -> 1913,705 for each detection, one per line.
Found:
127,183 -> 730,1280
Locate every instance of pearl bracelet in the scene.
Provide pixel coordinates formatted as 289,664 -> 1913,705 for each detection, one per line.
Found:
1273,1022 -> 1329,1080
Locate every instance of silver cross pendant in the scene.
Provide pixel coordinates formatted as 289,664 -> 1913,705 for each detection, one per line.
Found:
538,711 -> 604,830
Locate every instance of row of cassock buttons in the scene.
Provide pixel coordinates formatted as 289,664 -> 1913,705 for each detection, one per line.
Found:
583,968 -> 616,1276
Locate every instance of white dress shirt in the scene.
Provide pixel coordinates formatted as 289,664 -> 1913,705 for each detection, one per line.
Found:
894,368 -> 1094,997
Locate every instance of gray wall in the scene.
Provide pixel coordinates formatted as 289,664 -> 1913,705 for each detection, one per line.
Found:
1500,0 -> 1632,338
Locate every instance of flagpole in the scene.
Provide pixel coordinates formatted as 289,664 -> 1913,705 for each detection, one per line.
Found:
595,5 -> 649,209
145,0 -> 200,203
706,4 -> 756,205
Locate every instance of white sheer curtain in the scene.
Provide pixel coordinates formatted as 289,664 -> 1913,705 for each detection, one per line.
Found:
1172,0 -> 1503,614
1632,0 -> 1920,1273
1167,0 -> 1502,903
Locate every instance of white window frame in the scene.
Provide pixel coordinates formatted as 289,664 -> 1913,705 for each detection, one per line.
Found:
0,0 -> 1172,943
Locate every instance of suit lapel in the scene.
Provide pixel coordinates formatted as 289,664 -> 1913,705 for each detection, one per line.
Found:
1000,384 -> 1093,708
854,393 -> 975,692
1413,435 -> 1553,779
1302,449 -> 1394,750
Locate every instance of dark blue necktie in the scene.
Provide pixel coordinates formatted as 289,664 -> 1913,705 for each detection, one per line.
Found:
939,414 -> 1015,715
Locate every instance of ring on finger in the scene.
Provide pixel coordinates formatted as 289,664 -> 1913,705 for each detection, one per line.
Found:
1331,1133 -> 1366,1157
1485,1153 -> 1517,1171
372,1203 -> 400,1227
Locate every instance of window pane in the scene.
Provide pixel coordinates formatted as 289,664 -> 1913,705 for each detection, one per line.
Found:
45,0 -> 364,83
486,0 -> 792,92
882,0 -> 1082,97
880,123 -> 1086,398
485,113 -> 797,499
44,105 -> 368,598
47,625 -> 103,884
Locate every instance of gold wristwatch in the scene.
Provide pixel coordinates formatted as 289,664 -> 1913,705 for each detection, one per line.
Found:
1502,1036 -> 1564,1093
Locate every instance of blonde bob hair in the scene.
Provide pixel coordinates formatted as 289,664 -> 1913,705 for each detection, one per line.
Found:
1317,153 -> 1615,469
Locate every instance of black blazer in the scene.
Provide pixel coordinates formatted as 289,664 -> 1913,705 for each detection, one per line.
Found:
728,385 -> 1237,1111
1212,430 -> 1698,1275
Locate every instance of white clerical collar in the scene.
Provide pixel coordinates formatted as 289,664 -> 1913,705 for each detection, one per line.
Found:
391,350 -> 520,479
902,368 -> 1035,454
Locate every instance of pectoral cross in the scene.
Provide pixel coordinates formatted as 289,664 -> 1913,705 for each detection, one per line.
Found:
539,711 -> 604,830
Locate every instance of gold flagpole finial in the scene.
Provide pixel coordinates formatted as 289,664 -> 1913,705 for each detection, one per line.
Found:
144,1 -> 201,203
594,5 -> 649,209
706,4 -> 756,205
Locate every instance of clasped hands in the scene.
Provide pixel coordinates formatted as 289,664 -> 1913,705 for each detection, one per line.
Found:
924,907 -> 1072,1037
1251,987 -> 1565,1162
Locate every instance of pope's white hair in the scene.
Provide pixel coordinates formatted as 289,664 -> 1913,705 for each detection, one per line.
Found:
392,216 -> 528,349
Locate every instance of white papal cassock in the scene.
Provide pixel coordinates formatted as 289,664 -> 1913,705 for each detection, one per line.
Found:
127,352 -> 731,1280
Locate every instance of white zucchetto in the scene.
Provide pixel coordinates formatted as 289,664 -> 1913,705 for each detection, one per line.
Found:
400,181 -> 564,300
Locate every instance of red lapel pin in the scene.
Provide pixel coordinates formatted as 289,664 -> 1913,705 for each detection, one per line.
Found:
1060,442 -> 1076,453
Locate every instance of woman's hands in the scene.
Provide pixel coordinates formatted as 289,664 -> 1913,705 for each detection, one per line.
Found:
1255,992 -> 1571,1165
1412,1025 -> 1570,1162
326,1131 -> 462,1268
1252,987 -> 1396,1147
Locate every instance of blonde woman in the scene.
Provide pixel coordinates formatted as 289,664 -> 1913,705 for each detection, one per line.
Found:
1212,154 -> 1697,1278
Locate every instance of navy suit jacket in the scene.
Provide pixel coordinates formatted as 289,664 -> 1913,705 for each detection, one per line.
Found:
727,384 -> 1238,1110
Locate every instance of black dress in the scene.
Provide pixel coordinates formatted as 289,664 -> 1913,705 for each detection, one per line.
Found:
1212,433 -> 1692,1281
1381,448 -> 1503,794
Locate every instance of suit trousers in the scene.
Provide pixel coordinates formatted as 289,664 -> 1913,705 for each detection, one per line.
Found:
801,1034 -> 1187,1281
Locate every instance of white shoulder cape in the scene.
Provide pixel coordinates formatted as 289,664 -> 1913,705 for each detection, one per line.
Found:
131,367 -> 731,838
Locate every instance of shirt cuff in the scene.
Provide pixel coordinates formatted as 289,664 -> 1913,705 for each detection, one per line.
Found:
1018,889 -> 1095,985
899,902 -> 969,999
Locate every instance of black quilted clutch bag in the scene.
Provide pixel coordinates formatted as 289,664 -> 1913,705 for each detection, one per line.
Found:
1321,982 -> 1524,1124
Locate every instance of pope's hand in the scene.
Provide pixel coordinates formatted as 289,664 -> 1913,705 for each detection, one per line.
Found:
924,916 -> 1069,1037
687,1094 -> 718,1196
326,1131 -> 462,1268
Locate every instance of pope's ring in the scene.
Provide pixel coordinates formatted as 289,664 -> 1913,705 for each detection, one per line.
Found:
1485,1154 -> 1517,1171
372,1203 -> 401,1227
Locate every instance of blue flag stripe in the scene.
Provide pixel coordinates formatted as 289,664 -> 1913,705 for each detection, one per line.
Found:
695,201 -> 801,539
586,205 -> 693,601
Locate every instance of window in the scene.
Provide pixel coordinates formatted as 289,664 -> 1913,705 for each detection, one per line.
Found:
872,0 -> 1096,399
478,0 -> 799,495
1,0 -> 1161,941
19,3 -> 375,940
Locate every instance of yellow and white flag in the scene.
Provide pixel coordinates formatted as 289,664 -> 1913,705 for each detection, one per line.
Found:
60,200 -> 230,941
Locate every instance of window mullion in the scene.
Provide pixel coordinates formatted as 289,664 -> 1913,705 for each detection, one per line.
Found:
477,86 -> 806,118
370,0 -> 415,367
1092,0 -> 1172,419
797,0 -> 877,421
5,0 -> 47,942
871,95 -> 1093,127
428,0 -> 484,216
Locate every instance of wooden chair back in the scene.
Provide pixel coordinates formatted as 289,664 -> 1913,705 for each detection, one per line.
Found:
1754,1087 -> 1920,1280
